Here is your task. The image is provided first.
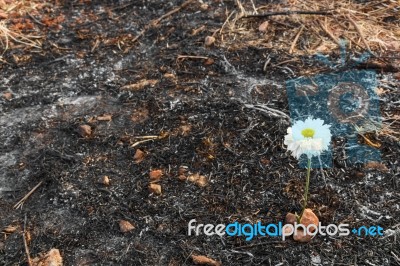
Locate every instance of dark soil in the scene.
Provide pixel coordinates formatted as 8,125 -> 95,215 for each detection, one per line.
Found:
0,1 -> 399,265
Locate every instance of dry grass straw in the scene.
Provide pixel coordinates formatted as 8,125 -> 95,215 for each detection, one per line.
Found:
0,0 -> 45,53
218,0 -> 400,55
218,0 -> 400,142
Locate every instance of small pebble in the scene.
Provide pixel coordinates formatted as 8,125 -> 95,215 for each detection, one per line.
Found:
299,208 -> 319,231
293,209 -> 319,242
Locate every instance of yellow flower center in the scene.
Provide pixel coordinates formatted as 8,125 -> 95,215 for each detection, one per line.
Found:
301,128 -> 315,138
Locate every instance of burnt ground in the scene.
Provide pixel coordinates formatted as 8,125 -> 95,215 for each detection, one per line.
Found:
0,0 -> 399,265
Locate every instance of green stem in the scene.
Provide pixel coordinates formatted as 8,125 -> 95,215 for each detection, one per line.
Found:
300,158 -> 312,219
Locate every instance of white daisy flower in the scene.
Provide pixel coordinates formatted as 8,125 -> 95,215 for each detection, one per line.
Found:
284,118 -> 332,159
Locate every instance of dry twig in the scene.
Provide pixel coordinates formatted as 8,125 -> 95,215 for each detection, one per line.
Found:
13,181 -> 43,209
130,135 -> 166,148
346,14 -> 372,53
289,25 -> 305,54
318,20 -> 340,45
239,10 -> 333,19
23,214 -> 32,266
177,55 -> 210,62
244,103 -> 290,121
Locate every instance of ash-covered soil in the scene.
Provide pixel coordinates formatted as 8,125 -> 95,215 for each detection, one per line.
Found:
0,1 -> 399,265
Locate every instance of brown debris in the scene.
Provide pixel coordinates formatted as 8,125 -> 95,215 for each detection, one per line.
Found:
25,231 -> 31,243
32,248 -> 63,266
178,166 -> 209,187
191,25 -> 206,36
149,183 -> 162,195
77,125 -> 92,138
177,165 -> 188,181
41,14 -> 65,30
260,157 -> 270,165
178,166 -> 188,175
285,212 -> 297,225
354,171 -> 365,178
2,92 -> 13,100
0,10 -> 8,20
149,169 -> 163,181
258,21 -> 269,32
192,255 -> 221,266
203,58 -> 214,65
177,174 -> 187,181
2,225 -> 18,234
204,36 -> 215,46
187,173 -> 208,187
131,107 -> 149,123
187,173 -> 199,183
180,124 -> 192,136
196,175 -> 208,187
119,220 -> 135,233
121,79 -> 158,91
97,175 -> 110,186
96,114 -> 112,121
133,149 -> 145,163
364,161 -> 389,173
200,4 -> 209,11
375,87 -> 387,96
163,73 -> 176,79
